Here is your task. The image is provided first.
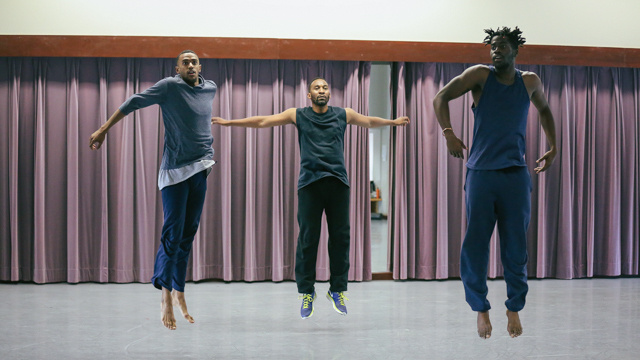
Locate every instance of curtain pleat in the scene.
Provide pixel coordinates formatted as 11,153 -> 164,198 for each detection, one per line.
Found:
66,59 -> 80,283
8,60 -> 22,280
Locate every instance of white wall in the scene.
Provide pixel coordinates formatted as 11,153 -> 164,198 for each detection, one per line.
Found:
1,0 -> 639,48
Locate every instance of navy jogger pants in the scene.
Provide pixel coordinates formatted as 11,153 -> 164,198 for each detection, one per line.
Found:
460,166 -> 531,312
151,170 -> 208,292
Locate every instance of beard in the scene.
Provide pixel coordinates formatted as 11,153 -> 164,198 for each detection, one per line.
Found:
312,96 -> 328,106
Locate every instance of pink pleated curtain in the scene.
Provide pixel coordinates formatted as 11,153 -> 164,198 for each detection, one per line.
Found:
0,58 -> 372,283
390,62 -> 640,280
3,57 -> 638,284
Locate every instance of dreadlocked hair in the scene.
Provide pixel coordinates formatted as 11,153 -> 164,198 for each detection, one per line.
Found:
483,26 -> 526,48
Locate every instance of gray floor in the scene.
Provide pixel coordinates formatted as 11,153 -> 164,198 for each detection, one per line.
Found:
1,279 -> 639,359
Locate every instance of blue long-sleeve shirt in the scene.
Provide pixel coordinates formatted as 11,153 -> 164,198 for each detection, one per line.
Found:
119,74 -> 217,189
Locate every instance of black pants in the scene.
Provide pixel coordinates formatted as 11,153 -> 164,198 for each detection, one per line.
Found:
295,177 -> 350,294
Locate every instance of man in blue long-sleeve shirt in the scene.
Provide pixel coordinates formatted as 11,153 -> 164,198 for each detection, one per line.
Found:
89,50 -> 217,330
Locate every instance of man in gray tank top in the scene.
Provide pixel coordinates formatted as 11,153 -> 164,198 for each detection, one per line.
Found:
212,78 -> 409,319
433,27 -> 557,339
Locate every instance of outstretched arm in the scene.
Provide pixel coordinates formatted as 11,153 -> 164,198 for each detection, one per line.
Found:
89,109 -> 126,150
89,79 -> 167,150
527,74 -> 557,174
433,65 -> 488,159
211,108 -> 297,128
345,108 -> 409,128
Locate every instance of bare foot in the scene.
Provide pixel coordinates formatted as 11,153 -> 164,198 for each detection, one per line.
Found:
506,310 -> 523,338
161,288 -> 176,330
477,311 -> 492,339
172,290 -> 195,323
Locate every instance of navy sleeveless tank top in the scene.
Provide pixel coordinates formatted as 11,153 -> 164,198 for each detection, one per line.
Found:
467,67 -> 530,170
296,106 -> 349,189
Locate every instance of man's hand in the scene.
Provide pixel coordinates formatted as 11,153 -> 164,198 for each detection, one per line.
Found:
89,130 -> 106,150
535,148 -> 557,173
393,117 -> 410,126
211,117 -> 230,126
445,133 -> 467,159
88,109 -> 126,150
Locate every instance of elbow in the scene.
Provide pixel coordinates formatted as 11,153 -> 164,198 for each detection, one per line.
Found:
255,119 -> 269,128
538,105 -> 550,115
540,108 -> 555,125
433,92 -> 445,109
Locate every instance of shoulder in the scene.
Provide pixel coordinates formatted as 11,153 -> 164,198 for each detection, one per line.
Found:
203,79 -> 217,88
333,107 -> 348,118
155,76 -> 175,86
342,107 -> 361,124
143,77 -> 173,94
520,71 -> 540,81
154,76 -> 178,90
457,64 -> 491,86
288,107 -> 301,123
520,71 -> 542,89
464,64 -> 491,77
163,76 -> 180,84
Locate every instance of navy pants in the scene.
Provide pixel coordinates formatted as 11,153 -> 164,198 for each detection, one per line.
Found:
460,166 -> 531,312
295,177 -> 351,294
151,170 -> 208,292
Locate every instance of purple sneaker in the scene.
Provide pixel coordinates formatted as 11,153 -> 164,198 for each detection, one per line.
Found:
300,291 -> 316,319
326,291 -> 349,315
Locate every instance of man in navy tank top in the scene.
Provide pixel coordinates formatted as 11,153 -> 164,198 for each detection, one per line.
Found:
433,27 -> 557,339
212,78 -> 409,319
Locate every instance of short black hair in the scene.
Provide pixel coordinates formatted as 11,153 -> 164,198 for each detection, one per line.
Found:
483,26 -> 526,49
308,77 -> 327,92
176,50 -> 198,65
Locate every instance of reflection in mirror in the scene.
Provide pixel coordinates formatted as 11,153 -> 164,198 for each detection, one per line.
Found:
369,62 -> 392,273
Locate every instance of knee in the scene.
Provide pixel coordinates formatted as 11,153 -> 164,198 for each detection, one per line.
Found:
461,238 -> 488,255
161,221 -> 185,247
333,225 -> 350,239
298,225 -> 322,244
160,238 -> 180,257
181,225 -> 199,240
503,254 -> 528,272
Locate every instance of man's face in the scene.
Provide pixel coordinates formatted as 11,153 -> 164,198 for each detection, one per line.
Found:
490,36 -> 517,70
308,79 -> 330,106
176,53 -> 201,86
